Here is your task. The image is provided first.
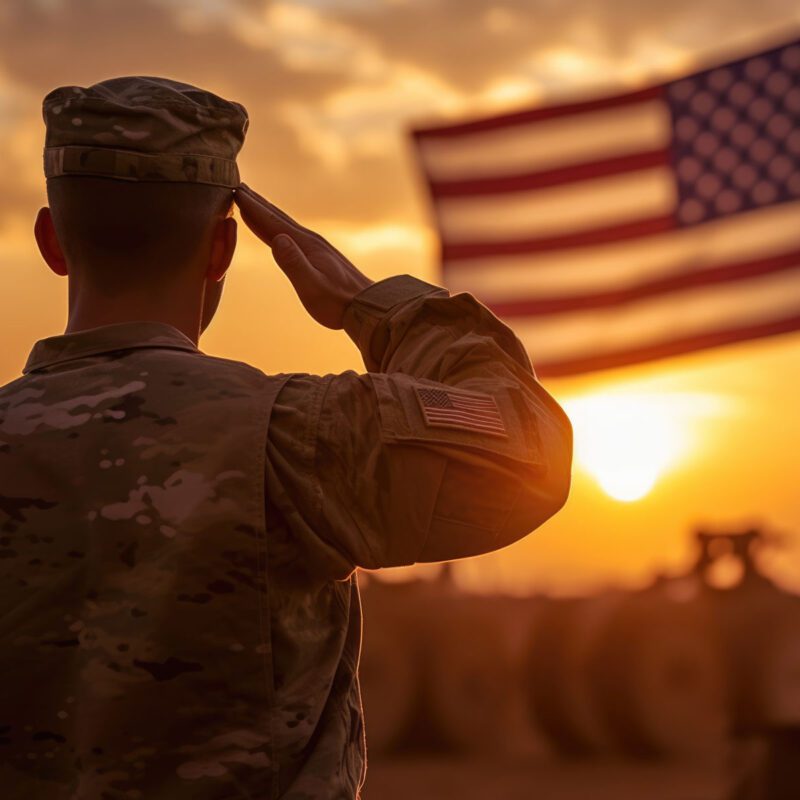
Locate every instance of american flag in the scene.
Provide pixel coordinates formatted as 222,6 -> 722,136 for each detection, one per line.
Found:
415,386 -> 508,437
409,39 -> 800,377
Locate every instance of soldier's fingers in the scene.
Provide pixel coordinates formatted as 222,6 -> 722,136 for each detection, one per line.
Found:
233,188 -> 294,244
236,184 -> 299,227
270,234 -> 319,292
234,185 -> 312,244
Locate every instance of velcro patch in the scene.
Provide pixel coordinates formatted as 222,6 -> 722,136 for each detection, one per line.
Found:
414,385 -> 508,438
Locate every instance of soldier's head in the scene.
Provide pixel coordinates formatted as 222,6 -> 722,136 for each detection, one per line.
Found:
35,176 -> 237,331
36,76 -> 248,334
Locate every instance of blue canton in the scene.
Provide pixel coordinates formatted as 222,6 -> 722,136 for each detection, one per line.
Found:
668,41 -> 800,226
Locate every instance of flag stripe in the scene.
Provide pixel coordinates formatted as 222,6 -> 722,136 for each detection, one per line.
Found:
411,38 -> 800,376
449,397 -> 497,405
443,201 -> 800,297
486,249 -> 800,316
428,414 -> 506,435
442,214 -> 675,260
436,166 -> 675,243
511,267 -> 800,365
412,85 -> 664,137
423,413 -> 507,433
446,403 -> 499,413
534,313 -> 800,377
426,407 -> 503,425
413,97 -> 670,181
428,149 -> 672,197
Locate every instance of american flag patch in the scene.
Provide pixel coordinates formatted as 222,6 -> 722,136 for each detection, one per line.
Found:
414,385 -> 508,437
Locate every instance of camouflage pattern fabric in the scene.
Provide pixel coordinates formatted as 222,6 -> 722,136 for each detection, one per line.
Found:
42,76 -> 248,187
0,274 -> 573,798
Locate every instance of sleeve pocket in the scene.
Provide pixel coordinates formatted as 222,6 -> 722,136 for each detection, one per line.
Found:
368,373 -> 544,469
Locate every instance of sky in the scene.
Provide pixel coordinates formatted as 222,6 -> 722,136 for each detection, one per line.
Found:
1,0 -> 799,596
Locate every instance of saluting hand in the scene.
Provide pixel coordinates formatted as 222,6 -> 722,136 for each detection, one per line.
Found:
233,183 -> 375,330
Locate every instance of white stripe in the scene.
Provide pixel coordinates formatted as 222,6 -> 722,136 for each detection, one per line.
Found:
427,413 -> 505,429
511,267 -> 800,365
444,201 -> 800,300
425,416 -> 506,433
450,398 -> 497,408
426,408 -> 504,426
436,167 -> 675,243
428,414 -> 505,430
417,98 -> 670,181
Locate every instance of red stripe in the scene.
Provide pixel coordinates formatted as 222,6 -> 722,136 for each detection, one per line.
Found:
425,406 -> 504,422
430,149 -> 671,197
411,86 -> 664,139
443,411 -> 502,422
426,420 -> 505,434
427,407 -> 502,421
449,398 -> 498,408
425,409 -> 505,428
429,420 -> 506,433
442,215 -> 675,261
426,409 -> 505,424
535,315 -> 800,378
484,250 -> 800,317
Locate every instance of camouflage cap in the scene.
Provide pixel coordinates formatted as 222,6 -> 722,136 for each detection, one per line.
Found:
42,76 -> 248,188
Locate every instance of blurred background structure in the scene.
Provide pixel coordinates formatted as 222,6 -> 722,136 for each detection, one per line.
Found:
1,1 -> 799,797
360,527 -> 800,798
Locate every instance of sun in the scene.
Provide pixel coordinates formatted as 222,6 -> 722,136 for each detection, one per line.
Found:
561,391 -> 723,502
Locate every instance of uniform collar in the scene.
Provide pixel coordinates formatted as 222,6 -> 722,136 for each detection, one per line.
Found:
23,320 -> 200,375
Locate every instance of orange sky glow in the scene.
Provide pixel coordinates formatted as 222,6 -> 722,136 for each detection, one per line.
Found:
1,0 -> 798,596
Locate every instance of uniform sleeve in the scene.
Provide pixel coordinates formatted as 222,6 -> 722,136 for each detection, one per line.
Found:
266,274 -> 572,579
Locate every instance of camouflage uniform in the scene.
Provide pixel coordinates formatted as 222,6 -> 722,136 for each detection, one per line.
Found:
0,77 -> 573,799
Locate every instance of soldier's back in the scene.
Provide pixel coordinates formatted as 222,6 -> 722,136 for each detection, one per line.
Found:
0,323 -> 363,799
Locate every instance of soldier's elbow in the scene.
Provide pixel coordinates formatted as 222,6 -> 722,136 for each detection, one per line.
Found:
499,405 -> 573,546
499,469 -> 570,547
539,401 -> 573,516
547,408 -> 574,512
542,455 -> 573,523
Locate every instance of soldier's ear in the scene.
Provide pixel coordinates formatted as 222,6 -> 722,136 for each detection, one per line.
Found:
34,207 -> 68,277
207,215 -> 236,283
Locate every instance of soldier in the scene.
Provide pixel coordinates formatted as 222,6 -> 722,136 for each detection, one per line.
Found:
0,76 -> 572,798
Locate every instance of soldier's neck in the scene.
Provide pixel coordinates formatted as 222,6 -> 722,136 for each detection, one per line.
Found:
64,282 -> 203,345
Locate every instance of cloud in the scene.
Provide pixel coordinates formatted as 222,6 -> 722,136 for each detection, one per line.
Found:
0,0 -> 451,231
0,65 -> 49,228
0,0 -> 797,237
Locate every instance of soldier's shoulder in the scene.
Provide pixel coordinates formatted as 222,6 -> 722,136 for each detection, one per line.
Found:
194,351 -> 275,378
191,351 -> 310,389
0,374 -> 29,401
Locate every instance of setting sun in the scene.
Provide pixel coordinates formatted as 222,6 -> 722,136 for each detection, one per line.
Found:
562,391 -> 727,502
